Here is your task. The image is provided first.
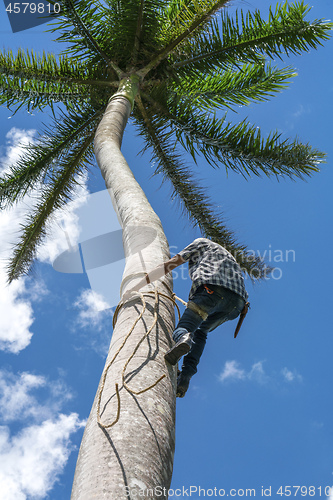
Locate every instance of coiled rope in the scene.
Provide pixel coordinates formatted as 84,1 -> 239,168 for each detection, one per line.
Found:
97,276 -> 187,429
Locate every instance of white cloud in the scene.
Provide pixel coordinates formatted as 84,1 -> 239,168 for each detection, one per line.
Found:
72,289 -> 113,356
0,129 -> 40,353
248,361 -> 268,384
0,369 -> 85,500
285,103 -> 312,132
0,370 -> 73,423
0,275 -> 34,354
219,360 -> 302,386
0,127 -> 36,173
37,178 -> 89,265
0,371 -> 45,422
0,264 -> 50,353
21,279 -> 49,303
0,126 -> 89,266
281,367 -> 303,383
0,129 -> 89,498
0,413 -> 83,500
219,360 -> 246,382
74,288 -> 113,329
291,103 -> 311,119
0,127 -> 89,353
218,360 -> 268,384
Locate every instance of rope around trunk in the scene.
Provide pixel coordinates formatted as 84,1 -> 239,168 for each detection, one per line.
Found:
97,278 -> 186,429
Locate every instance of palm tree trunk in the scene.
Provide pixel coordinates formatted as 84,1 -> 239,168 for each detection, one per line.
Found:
71,83 -> 177,499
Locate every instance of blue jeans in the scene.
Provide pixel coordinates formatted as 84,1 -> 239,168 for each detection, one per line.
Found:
173,284 -> 245,376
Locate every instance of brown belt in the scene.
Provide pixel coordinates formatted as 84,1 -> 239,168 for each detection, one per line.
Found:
234,302 -> 250,339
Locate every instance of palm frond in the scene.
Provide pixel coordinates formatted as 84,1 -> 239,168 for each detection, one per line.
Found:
0,47 -> 117,112
131,0 -> 146,65
158,0 -> 229,47
174,3 -> 333,73
0,74 -> 87,113
50,0 -> 111,63
174,109 -> 326,179
141,90 -> 326,179
96,0 -> 169,71
1,48 -> 82,82
170,62 -> 296,111
7,130 -> 95,283
0,106 -> 103,208
0,48 -> 115,87
135,95 -> 268,279
130,0 -> 170,66
139,0 -> 230,77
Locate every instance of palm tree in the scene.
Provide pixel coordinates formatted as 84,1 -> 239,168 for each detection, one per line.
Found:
0,0 -> 331,497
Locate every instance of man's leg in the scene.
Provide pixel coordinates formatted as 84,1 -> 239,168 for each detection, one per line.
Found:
180,329 -> 207,376
177,286 -> 246,397
164,306 -> 203,365
176,329 -> 207,397
177,311 -> 224,397
164,284 -> 223,366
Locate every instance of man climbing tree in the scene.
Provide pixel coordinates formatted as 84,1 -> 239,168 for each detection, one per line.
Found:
123,237 -> 249,397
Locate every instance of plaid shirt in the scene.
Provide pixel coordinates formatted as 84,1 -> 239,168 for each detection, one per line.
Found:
178,238 -> 248,301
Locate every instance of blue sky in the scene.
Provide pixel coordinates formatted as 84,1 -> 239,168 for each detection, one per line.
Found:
0,1 -> 332,499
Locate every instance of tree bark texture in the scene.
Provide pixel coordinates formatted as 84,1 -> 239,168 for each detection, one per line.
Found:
71,92 -> 177,499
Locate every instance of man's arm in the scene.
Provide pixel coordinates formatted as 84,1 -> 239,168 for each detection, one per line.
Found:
122,254 -> 186,300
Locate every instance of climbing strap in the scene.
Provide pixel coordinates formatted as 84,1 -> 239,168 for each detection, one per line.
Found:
97,273 -> 249,429
97,278 -> 186,430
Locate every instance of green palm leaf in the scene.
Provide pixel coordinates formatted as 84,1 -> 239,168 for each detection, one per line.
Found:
138,0 -> 230,77
0,48 -> 116,86
174,2 -> 333,73
0,49 -> 117,112
169,63 -> 297,111
50,0 -> 111,63
106,0 -> 167,66
158,0 -> 229,45
140,89 -> 325,179
173,111 -> 325,179
0,106 -> 103,207
135,95 -> 268,278
7,130 -> 95,282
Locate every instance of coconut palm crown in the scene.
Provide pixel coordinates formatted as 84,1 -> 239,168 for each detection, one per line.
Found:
0,0 -> 331,282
